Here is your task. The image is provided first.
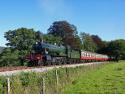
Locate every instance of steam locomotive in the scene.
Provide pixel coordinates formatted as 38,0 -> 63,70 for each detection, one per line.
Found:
26,42 -> 109,66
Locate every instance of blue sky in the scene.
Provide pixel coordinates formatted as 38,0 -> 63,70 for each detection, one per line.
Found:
0,0 -> 125,46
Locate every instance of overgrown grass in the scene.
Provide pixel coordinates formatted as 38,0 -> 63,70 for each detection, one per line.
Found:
61,61 -> 125,94
0,76 -> 7,94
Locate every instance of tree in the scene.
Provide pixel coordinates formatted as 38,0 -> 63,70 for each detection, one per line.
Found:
106,39 -> 125,60
73,35 -> 82,49
48,21 -> 81,49
0,48 -> 20,66
97,41 -> 109,54
35,31 -> 43,42
80,32 -> 97,52
3,28 -> 44,66
43,34 -> 62,45
0,46 -> 5,54
91,35 -> 106,49
91,35 -> 108,53
4,28 -> 37,51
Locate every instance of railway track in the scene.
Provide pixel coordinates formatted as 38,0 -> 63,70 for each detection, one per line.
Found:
0,62 -> 107,76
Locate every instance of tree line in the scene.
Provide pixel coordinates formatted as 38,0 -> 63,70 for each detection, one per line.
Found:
0,20 -> 125,66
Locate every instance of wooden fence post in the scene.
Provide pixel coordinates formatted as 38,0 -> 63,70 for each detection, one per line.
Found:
55,69 -> 59,93
7,78 -> 10,94
55,69 -> 59,86
42,77 -> 45,94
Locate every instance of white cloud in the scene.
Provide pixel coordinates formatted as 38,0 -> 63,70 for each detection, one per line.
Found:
38,0 -> 72,17
38,0 -> 65,14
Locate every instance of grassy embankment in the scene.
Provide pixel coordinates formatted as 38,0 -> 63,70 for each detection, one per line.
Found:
61,61 -> 125,94
0,62 -> 104,94
0,61 -> 125,94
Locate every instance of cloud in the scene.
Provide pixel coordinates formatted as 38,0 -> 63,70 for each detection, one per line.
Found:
38,0 -> 72,16
38,0 -> 65,14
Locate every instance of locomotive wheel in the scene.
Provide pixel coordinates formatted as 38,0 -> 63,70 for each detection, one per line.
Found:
28,61 -> 37,66
38,60 -> 44,66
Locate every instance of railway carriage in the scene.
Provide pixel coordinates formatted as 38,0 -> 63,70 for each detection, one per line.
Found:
80,51 -> 109,62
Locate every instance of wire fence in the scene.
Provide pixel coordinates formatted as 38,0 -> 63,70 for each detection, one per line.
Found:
0,63 -> 105,94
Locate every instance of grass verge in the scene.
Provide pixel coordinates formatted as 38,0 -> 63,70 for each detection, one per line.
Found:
1,61 -> 124,94
61,61 -> 125,94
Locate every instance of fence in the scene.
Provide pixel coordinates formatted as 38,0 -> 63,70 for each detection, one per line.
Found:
0,63 -> 104,94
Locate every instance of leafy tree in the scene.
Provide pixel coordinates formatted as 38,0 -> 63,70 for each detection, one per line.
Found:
4,28 -> 37,51
43,34 -> 62,45
0,46 -> 5,54
2,28 -> 44,66
48,21 -> 77,37
73,35 -> 82,49
80,32 -> 97,52
35,31 -> 43,42
91,35 -> 109,54
106,39 -> 125,60
48,21 -> 81,49
0,48 -> 20,66
91,35 -> 106,51
97,41 -> 109,54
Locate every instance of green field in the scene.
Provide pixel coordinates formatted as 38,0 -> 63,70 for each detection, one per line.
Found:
61,61 -> 125,94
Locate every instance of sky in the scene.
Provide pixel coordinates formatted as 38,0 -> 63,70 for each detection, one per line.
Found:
0,0 -> 125,46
